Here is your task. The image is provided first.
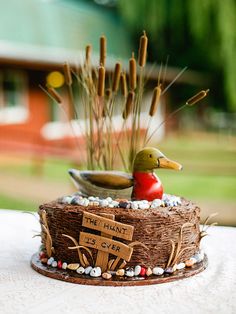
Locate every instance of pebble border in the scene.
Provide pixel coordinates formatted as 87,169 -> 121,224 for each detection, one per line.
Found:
38,250 -> 204,280
60,193 -> 182,210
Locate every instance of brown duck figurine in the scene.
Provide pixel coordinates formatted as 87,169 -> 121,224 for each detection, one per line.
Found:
69,147 -> 182,201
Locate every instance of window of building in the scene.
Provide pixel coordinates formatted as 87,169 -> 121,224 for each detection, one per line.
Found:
0,69 -> 28,124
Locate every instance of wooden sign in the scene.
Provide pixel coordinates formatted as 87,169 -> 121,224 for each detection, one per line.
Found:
82,212 -> 134,241
96,213 -> 115,272
80,232 -> 133,261
79,211 -> 134,271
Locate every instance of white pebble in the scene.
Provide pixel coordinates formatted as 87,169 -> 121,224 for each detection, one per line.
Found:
90,267 -> 102,277
100,199 -> 109,207
192,254 -> 202,263
151,199 -> 162,207
78,199 -> 85,206
76,266 -> 85,274
152,267 -> 164,275
106,197 -> 112,203
125,269 -> 134,277
176,262 -> 185,270
63,196 -> 73,204
62,262 -> 67,270
131,202 -> 139,210
83,199 -> 89,207
88,196 -> 96,201
198,249 -> 205,260
84,266 -> 92,275
134,265 -> 141,276
111,201 -> 119,207
52,261 -> 57,268
47,257 -> 54,266
139,203 -> 150,210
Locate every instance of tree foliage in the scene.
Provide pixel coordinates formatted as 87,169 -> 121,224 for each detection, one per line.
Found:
118,0 -> 236,111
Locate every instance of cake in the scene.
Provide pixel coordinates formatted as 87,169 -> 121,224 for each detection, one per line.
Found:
31,32 -> 209,285
32,191 -> 207,286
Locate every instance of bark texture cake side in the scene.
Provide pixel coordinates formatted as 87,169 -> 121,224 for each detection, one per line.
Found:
38,198 -> 201,270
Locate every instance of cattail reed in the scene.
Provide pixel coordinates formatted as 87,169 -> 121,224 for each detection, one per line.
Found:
105,88 -> 112,100
138,31 -> 148,67
186,89 -> 210,106
47,86 -> 62,103
129,52 -> 137,90
99,35 -> 106,66
149,85 -> 162,116
97,65 -> 105,97
123,91 -> 135,119
120,72 -> 128,97
85,45 -> 92,66
63,62 -> 72,85
112,62 -> 121,92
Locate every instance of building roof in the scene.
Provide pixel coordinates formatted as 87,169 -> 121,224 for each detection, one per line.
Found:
0,0 -> 132,62
0,0 -> 208,85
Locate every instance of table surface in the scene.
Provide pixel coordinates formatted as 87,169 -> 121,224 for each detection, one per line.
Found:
0,210 -> 235,314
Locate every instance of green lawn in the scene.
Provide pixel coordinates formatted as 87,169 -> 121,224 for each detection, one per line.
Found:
0,132 -> 235,211
0,194 -> 36,211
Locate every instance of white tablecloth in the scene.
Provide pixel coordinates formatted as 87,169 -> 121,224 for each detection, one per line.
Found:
0,210 -> 235,314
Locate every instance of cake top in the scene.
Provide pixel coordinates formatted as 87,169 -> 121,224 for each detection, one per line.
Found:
40,193 -> 200,220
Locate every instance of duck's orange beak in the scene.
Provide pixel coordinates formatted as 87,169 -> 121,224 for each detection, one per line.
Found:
158,157 -> 183,171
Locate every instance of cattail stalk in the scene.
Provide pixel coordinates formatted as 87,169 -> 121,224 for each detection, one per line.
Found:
97,65 -> 105,97
63,62 -> 72,85
105,88 -> 112,100
85,45 -> 92,66
123,91 -> 135,119
102,88 -> 112,117
186,89 -> 210,106
120,72 -> 128,97
145,89 -> 210,146
47,87 -> 62,103
100,35 -> 106,66
138,31 -> 148,67
149,85 -> 161,116
112,62 -> 121,92
129,52 -> 137,90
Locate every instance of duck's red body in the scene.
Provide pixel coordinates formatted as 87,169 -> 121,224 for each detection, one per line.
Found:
131,172 -> 163,201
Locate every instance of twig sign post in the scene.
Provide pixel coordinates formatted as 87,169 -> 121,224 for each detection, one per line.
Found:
79,212 -> 134,272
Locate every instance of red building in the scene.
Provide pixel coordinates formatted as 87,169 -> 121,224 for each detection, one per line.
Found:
0,0 -> 204,164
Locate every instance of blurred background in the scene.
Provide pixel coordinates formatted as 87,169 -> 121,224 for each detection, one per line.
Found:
0,0 -> 235,226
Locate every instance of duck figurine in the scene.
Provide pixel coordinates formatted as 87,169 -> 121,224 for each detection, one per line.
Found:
68,147 -> 182,201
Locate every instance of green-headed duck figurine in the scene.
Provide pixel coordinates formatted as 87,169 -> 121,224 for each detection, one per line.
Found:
69,147 -> 182,201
